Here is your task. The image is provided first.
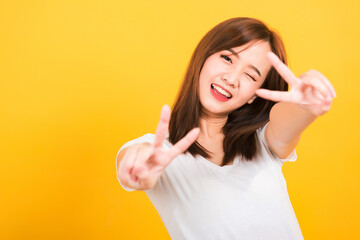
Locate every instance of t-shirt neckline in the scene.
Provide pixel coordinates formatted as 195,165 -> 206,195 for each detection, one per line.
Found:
196,154 -> 239,170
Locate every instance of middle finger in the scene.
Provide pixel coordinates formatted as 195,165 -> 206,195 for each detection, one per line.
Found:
267,52 -> 300,86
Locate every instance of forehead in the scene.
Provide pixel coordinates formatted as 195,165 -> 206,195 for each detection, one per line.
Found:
230,40 -> 271,54
227,41 -> 272,76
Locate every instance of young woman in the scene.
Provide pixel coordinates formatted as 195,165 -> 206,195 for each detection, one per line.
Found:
116,17 -> 335,239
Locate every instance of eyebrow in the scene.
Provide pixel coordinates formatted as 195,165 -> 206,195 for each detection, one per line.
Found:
227,48 -> 262,77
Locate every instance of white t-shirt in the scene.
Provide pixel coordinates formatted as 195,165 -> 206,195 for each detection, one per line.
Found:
116,123 -> 304,240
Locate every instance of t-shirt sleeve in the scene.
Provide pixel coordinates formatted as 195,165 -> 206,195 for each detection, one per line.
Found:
256,122 -> 297,164
115,133 -> 156,192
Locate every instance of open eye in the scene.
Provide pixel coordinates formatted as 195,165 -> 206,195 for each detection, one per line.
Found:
220,55 -> 232,64
246,73 -> 256,82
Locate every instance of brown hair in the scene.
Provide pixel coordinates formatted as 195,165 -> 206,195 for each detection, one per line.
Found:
168,17 -> 288,166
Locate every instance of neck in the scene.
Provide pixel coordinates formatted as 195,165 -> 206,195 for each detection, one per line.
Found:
199,115 -> 228,139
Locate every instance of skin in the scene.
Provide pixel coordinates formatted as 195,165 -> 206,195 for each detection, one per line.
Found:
116,40 -> 336,190
198,40 -> 273,119
197,40 -> 273,165
116,106 -> 200,190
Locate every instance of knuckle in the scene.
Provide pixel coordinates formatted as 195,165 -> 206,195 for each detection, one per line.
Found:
151,157 -> 162,166
146,144 -> 155,154
134,164 -> 144,174
139,145 -> 152,155
123,147 -> 136,159
299,76 -> 312,84
119,160 -> 129,172
124,159 -> 135,169
299,71 -> 310,77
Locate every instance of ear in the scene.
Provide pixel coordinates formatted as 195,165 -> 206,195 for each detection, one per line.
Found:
247,95 -> 257,104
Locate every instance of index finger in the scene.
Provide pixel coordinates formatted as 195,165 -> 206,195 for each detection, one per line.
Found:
168,127 -> 200,160
267,52 -> 299,86
153,104 -> 171,148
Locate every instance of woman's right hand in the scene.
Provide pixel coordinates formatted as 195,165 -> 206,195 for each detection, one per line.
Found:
117,104 -> 200,191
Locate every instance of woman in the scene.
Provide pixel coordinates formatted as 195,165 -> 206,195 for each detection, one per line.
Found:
116,17 -> 335,239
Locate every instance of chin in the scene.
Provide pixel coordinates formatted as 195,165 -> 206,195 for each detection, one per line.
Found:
200,105 -> 231,117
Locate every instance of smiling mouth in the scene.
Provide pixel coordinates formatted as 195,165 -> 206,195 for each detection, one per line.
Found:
211,84 -> 232,99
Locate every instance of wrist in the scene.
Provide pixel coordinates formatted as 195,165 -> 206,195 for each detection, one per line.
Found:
296,103 -> 322,118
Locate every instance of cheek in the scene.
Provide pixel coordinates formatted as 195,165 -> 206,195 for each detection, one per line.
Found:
233,83 -> 258,102
198,73 -> 211,91
198,77 -> 204,92
243,81 -> 259,93
200,59 -> 221,78
197,78 -> 207,102
198,69 -> 207,85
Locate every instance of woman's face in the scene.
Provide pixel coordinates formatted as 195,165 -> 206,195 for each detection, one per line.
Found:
198,40 -> 273,118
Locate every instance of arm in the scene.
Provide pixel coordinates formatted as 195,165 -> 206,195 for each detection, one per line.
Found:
265,102 -> 317,159
116,143 -> 151,190
256,52 -> 336,159
116,105 -> 200,191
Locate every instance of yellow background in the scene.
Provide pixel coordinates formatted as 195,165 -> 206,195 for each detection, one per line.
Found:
1,0 -> 359,239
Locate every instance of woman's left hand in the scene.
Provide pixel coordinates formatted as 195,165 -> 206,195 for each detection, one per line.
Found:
255,52 -> 336,116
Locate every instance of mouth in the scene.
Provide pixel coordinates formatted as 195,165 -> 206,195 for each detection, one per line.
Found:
210,83 -> 233,99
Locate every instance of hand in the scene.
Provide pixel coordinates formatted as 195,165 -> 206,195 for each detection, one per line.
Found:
255,52 -> 336,116
117,104 -> 200,190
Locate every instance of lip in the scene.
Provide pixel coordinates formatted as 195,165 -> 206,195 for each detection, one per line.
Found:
212,83 -> 233,98
210,84 -> 232,102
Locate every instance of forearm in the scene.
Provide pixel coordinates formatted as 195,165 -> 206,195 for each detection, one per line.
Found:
265,102 -> 318,158
255,53 -> 335,159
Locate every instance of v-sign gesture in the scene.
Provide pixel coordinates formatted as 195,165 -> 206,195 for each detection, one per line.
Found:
255,52 -> 336,116
117,105 -> 200,191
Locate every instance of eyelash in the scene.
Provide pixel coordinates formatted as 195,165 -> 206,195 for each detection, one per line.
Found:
220,54 -> 233,64
220,54 -> 256,82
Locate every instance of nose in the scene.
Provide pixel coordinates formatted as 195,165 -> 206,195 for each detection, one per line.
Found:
221,71 -> 239,88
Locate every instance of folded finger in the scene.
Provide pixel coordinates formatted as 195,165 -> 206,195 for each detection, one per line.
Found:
311,70 -> 336,98
301,77 -> 330,99
118,145 -> 139,177
132,146 -> 153,181
118,146 -> 140,189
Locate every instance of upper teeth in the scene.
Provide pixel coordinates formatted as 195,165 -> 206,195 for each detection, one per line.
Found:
212,84 -> 231,98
